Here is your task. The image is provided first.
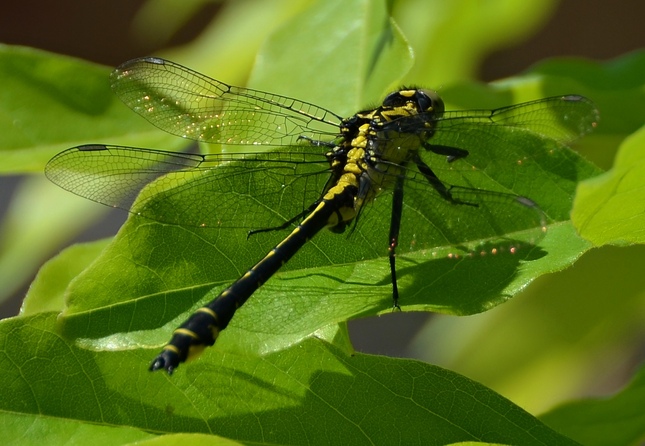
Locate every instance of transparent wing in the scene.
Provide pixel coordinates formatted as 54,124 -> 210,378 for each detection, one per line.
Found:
402,94 -> 599,225
342,176 -> 547,263
46,144 -> 332,230
111,57 -> 343,146
431,95 -> 598,145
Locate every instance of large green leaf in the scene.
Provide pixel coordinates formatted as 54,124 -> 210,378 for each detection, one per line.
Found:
572,124 -> 645,246
0,312 -> 578,445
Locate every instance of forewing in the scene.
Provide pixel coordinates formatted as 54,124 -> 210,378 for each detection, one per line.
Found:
433,95 -> 598,144
110,57 -> 342,146
412,95 -> 599,220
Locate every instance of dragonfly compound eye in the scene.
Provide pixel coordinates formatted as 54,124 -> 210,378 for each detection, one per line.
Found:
416,89 -> 444,115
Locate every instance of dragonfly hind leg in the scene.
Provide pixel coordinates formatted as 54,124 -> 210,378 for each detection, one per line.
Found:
247,202 -> 317,239
387,176 -> 405,310
413,155 -> 478,207
422,142 -> 469,163
297,135 -> 337,148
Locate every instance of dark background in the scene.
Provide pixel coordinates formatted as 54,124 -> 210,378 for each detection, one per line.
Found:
0,0 -> 643,352
1,0 -> 642,79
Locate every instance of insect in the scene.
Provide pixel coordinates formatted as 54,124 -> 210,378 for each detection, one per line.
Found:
46,57 -> 599,374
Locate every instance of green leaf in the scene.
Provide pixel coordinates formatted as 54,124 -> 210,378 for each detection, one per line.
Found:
0,176 -> 111,306
405,50 -> 645,416
1,411 -> 155,446
394,0 -> 559,86
249,0 -> 414,113
21,239 -> 110,315
136,433 -> 245,446
0,313 -> 578,445
572,124 -> 645,246
0,46 -> 195,305
0,45 -> 184,174
52,96 -> 600,357
539,364 -> 645,446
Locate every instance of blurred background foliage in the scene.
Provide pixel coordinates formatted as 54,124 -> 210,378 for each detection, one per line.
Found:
0,0 -> 643,424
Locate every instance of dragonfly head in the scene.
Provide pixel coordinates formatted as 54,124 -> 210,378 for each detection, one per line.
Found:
382,88 -> 445,118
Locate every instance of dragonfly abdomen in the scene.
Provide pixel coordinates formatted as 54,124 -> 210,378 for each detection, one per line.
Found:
149,190 -> 354,373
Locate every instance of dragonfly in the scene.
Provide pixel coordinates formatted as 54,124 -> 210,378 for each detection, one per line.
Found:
45,57 -> 599,374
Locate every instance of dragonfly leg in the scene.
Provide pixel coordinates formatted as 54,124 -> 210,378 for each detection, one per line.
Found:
247,201 -> 318,238
422,142 -> 469,162
413,155 -> 477,207
388,175 -> 405,310
297,135 -> 337,148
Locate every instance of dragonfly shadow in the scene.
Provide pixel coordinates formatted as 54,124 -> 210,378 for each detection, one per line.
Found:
387,239 -> 547,314
258,235 -> 548,324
